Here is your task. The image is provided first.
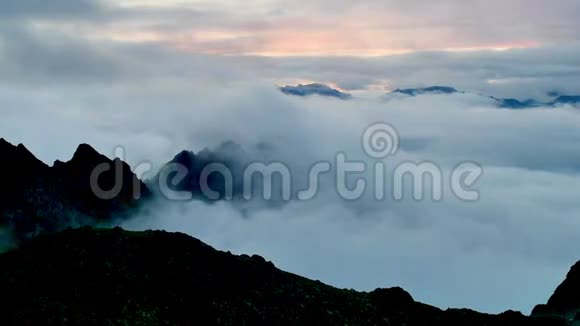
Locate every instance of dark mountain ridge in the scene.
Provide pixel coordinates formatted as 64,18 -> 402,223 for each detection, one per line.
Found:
0,227 -> 569,325
533,260 -> 580,321
0,139 -> 150,243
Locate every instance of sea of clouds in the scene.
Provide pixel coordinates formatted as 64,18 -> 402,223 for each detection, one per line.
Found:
3,73 -> 580,313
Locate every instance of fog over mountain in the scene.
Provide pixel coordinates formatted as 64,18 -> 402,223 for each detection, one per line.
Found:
3,77 -> 580,314
2,0 -> 580,319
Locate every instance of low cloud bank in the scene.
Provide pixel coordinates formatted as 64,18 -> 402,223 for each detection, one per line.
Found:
17,83 -> 573,314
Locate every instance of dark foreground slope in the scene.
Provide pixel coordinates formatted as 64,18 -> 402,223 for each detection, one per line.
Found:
533,260 -> 580,321
0,227 -> 566,326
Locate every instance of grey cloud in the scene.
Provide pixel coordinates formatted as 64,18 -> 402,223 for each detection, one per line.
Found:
3,0 -> 580,59
0,23 -> 123,84
3,1 -> 580,98
0,0 -> 104,19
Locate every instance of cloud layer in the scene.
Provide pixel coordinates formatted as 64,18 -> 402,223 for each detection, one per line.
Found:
3,71 -> 580,314
3,0 -> 580,55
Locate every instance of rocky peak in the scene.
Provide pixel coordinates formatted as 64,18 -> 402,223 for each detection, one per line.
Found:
533,260 -> 580,321
171,150 -> 196,167
0,140 -> 150,241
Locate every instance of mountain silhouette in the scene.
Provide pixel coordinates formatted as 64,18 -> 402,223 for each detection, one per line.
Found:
278,83 -> 580,109
0,139 -> 150,243
533,260 -> 580,321
391,86 -> 460,96
280,83 -> 353,100
385,86 -> 580,109
0,227 -> 568,325
148,141 -> 247,201
553,96 -> 580,105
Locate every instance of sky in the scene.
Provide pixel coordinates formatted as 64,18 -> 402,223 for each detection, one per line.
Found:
5,0 -> 579,56
2,0 -> 580,316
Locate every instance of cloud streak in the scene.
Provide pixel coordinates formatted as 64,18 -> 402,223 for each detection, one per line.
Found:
3,0 -> 580,56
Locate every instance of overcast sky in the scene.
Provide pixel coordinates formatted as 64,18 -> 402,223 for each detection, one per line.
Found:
2,0 -> 580,316
4,0 -> 580,55
2,0 -> 580,97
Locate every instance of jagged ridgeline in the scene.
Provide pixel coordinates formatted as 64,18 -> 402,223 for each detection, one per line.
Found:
0,227 -> 569,325
147,141 -> 249,201
0,137 -> 270,244
0,139 -> 150,243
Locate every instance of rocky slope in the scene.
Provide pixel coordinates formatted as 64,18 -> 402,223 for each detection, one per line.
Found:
533,260 -> 580,322
0,227 -> 567,325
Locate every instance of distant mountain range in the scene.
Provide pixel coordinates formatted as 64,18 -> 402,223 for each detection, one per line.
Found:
390,86 -> 460,96
279,83 -> 353,100
279,83 -> 580,108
